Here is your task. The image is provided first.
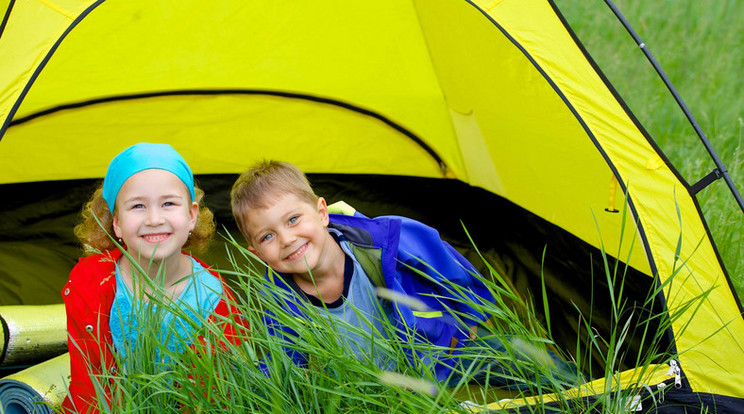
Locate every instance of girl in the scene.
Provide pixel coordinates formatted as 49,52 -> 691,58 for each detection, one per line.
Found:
62,143 -> 243,413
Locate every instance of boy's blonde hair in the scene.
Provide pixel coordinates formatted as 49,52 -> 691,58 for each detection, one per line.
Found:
73,182 -> 215,255
230,160 -> 318,238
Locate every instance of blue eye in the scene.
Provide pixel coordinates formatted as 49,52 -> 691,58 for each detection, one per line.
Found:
288,216 -> 298,225
132,204 -> 145,210
163,201 -> 174,207
261,233 -> 274,243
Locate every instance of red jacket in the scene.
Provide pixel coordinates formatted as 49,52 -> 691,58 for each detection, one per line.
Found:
61,249 -> 244,413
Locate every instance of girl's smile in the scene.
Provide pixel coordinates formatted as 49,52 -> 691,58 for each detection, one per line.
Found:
141,233 -> 172,244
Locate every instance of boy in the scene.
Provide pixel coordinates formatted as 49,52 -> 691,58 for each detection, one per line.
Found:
230,160 -> 496,383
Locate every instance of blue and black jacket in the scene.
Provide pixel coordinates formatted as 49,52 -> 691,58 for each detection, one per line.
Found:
263,206 -> 495,381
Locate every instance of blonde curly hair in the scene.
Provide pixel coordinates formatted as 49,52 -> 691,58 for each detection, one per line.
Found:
74,182 -> 215,255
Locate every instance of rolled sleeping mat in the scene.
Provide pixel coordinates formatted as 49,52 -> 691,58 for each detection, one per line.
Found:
0,352 -> 70,414
0,305 -> 67,367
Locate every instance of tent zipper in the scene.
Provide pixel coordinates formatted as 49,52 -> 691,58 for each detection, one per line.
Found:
666,359 -> 682,388
654,360 -> 682,403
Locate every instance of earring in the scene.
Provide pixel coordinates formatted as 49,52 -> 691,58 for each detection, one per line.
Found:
188,231 -> 192,237
117,238 -> 123,244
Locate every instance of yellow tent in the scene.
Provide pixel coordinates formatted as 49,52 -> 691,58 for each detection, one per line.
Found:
1,0 -> 742,411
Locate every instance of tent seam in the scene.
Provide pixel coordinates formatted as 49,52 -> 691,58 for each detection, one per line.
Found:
0,0 -> 106,143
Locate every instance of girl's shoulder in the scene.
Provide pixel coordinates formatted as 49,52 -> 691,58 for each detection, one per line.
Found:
70,250 -> 121,283
186,252 -> 221,278
65,250 -> 119,304
75,249 -> 120,267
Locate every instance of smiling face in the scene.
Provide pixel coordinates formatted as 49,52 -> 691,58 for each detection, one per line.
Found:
112,169 -> 198,265
242,192 -> 338,278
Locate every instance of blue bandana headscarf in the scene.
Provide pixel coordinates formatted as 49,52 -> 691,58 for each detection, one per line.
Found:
102,143 -> 195,213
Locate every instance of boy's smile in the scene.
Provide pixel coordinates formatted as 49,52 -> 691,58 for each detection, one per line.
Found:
243,192 -> 342,280
285,241 -> 309,261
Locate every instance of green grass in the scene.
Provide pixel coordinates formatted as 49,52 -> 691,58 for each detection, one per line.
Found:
76,225 -> 701,414
553,0 -> 744,297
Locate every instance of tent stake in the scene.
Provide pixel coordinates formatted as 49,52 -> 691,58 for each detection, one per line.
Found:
603,0 -> 744,214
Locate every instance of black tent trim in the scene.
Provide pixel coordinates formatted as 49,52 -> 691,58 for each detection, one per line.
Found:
0,0 -> 106,141
544,0 -> 730,357
463,1 -> 660,282
6,89 -> 449,177
548,0 -> 743,316
602,0 -> 744,214
546,1 -> 686,187
464,0 -> 685,375
0,0 -> 16,40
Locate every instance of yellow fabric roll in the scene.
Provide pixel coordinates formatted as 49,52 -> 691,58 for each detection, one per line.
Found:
0,353 -> 70,414
0,305 -> 67,367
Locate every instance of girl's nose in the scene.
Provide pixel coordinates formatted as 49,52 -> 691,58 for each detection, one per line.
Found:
145,208 -> 165,225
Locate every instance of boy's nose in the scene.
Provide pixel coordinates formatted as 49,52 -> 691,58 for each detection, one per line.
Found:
278,230 -> 296,246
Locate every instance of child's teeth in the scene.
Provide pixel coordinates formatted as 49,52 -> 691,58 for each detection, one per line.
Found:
144,234 -> 168,242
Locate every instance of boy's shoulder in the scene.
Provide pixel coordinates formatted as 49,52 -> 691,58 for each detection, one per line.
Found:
329,210 -> 450,277
327,202 -> 442,249
328,211 -> 397,246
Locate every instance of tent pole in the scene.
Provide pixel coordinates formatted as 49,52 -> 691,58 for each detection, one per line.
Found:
603,0 -> 744,214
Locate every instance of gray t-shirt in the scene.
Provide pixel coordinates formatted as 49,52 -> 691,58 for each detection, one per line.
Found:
285,229 -> 396,370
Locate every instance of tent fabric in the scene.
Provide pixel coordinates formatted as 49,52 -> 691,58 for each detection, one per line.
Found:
1,0 -> 742,408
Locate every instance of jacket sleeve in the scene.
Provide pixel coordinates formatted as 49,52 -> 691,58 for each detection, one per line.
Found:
394,216 -> 495,327
61,258 -> 112,414
260,275 -> 310,370
264,310 -> 309,368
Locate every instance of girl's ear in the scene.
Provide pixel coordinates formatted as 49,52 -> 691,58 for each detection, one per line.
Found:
188,201 -> 199,231
112,213 -> 122,239
317,197 -> 329,227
